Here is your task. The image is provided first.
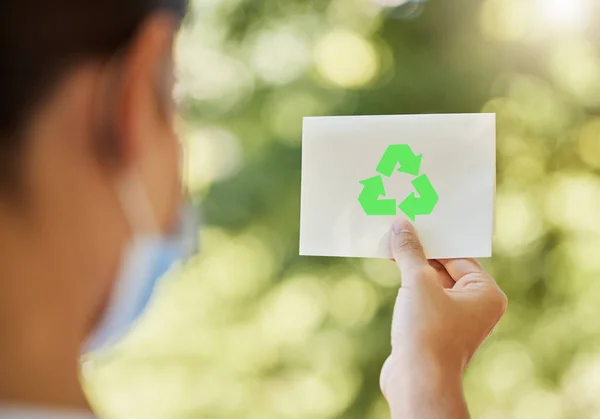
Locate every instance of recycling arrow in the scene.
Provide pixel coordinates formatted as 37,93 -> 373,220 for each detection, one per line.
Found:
398,174 -> 439,221
358,144 -> 438,220
358,176 -> 397,216
376,144 -> 423,177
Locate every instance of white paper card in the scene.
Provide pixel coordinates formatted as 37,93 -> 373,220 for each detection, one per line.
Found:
299,113 -> 496,259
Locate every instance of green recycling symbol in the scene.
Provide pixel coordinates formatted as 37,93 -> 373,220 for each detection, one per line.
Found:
358,144 -> 439,221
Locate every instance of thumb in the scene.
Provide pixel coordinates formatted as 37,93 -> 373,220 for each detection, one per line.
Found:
390,219 -> 429,287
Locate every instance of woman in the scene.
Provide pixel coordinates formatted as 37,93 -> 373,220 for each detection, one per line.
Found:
0,1 -> 507,418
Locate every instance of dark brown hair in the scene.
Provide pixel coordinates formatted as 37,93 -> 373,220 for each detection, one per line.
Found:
0,0 -> 187,193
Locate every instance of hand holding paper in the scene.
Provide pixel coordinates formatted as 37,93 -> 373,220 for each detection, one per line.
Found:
381,219 -> 507,419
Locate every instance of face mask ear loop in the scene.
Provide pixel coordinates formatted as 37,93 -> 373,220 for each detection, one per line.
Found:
82,173 -> 163,358
115,170 -> 160,236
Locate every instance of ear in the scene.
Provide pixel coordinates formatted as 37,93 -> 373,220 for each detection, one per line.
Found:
114,12 -> 179,170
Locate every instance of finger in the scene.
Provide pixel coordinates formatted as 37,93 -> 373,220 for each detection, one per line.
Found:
380,356 -> 394,401
438,258 -> 489,281
389,219 -> 429,287
439,260 -> 508,334
440,259 -> 505,307
428,260 -> 455,288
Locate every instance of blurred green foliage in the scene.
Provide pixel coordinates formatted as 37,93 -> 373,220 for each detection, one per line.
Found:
84,0 -> 600,418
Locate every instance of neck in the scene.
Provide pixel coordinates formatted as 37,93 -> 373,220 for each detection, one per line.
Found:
0,331 -> 90,411
0,210 -> 91,411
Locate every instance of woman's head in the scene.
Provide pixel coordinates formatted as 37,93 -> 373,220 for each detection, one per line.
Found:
0,0 -> 187,191
0,0 -> 188,374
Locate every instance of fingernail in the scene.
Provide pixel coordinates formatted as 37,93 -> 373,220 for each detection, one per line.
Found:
392,218 -> 414,234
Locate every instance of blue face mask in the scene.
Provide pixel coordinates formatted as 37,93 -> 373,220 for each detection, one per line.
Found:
84,194 -> 199,353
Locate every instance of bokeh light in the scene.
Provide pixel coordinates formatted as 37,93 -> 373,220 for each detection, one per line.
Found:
247,24 -> 311,85
495,191 -> 544,256
482,0 -> 594,42
481,0 -> 529,42
549,39 -> 600,106
314,29 -> 380,88
263,89 -> 328,145
536,0 -> 591,33
182,126 -> 243,193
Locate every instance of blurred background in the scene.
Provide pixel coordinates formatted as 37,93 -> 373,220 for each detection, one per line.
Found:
83,0 -> 600,417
